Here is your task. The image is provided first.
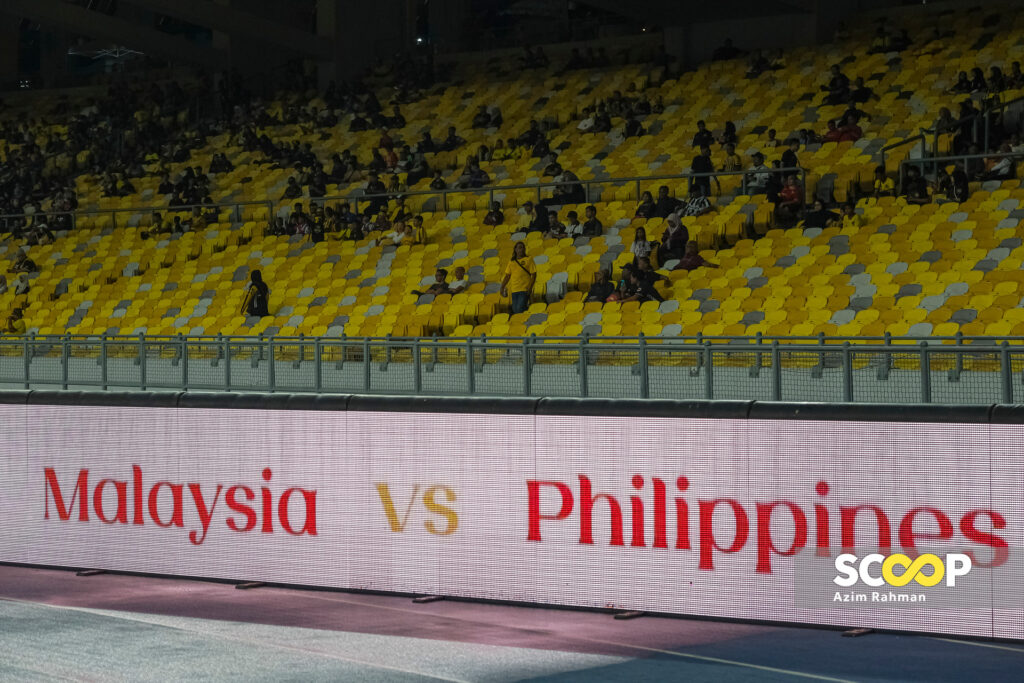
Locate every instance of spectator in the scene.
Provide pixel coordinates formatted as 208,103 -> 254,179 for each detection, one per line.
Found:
546,210 -> 564,236
659,215 -> 689,264
158,174 -> 175,195
821,64 -> 851,105
840,203 -> 863,229
631,226 -> 656,266
635,256 -> 668,288
764,128 -> 780,149
10,248 -> 37,274
980,143 -> 1017,181
483,201 -> 504,226
6,307 -> 25,334
681,185 -> 714,217
500,241 -> 536,314
802,199 -> 839,229
747,152 -> 772,194
560,210 -> 584,239
635,191 -> 657,219
718,121 -> 738,146
13,274 -> 30,295
989,66 -> 1006,93
935,164 -> 968,203
1009,61 -> 1023,89
472,105 -> 491,129
721,142 -> 742,172
282,177 -> 302,200
523,201 -> 549,234
781,139 -> 801,170
241,270 -> 270,317
970,67 -> 987,93
850,76 -> 879,104
675,241 -> 720,271
576,107 -> 596,133
429,171 -> 447,190
691,120 -> 715,148
902,166 -> 931,205
838,114 -> 863,142
867,26 -> 891,54
822,120 -> 843,143
654,185 -> 681,218
621,267 -> 664,303
690,145 -> 719,196
623,114 -> 645,139
582,205 -> 603,236
551,167 -> 585,205
776,175 -> 804,221
872,166 -> 895,197
412,269 -> 450,296
364,172 -> 387,215
442,125 -> 465,151
950,71 -> 972,94
450,267 -> 469,294
585,270 -> 615,303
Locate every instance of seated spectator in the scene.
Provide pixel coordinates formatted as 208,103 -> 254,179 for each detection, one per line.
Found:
821,64 -> 851,105
675,242 -> 720,272
500,241 -> 536,314
681,185 -> 714,217
872,166 -> 895,197
837,114 -> 863,142
747,152 -> 772,194
935,165 -> 968,203
158,174 -> 175,195
582,205 -> 603,236
902,166 -> 931,205
282,177 -> 302,200
631,226 -> 656,266
652,96 -> 665,115
472,105 -> 491,129
6,307 -> 25,334
429,170 -> 447,190
559,210 -> 584,239
576,107 -> 596,133
950,71 -> 973,94
10,248 -> 37,274
849,76 -> 879,104
593,106 -> 612,134
840,203 -> 863,229
763,128 -> 780,149
522,201 -> 549,234
13,274 -> 30,295
483,202 -> 505,226
620,268 -> 664,303
691,120 -> 715,148
364,173 -> 387,214
822,120 -> 843,143
546,210 -> 564,235
867,26 -> 891,54
989,66 -> 1007,93
635,191 -> 657,219
389,105 -> 406,128
655,185 -> 681,218
623,114 -> 645,139
635,256 -> 668,288
970,67 -> 987,93
585,270 -> 615,303
802,199 -> 839,229
659,215 -> 689,264
776,175 -> 804,221
980,144 -> 1017,181
412,269 -> 449,296
442,126 -> 464,151
209,153 -> 234,174
449,267 -> 469,295
720,142 -> 742,172
551,167 -> 585,205
1009,61 -> 1024,89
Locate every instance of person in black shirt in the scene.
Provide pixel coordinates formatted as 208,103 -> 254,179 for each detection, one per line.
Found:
902,166 -> 931,205
692,120 -> 715,148
690,146 -> 719,196
635,257 -> 667,288
781,139 -> 800,170
158,174 -> 174,195
622,268 -> 664,303
821,64 -> 851,105
624,114 -> 645,139
654,185 -> 680,218
802,199 -> 839,228
635,191 -> 657,219
523,201 -> 549,234
849,77 -> 878,104
364,173 -> 387,215
712,38 -> 744,62
582,205 -> 603,236
585,269 -> 615,303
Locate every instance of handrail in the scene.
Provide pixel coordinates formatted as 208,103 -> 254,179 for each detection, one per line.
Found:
898,149 -> 1020,193
313,166 -> 808,216
0,199 -> 275,233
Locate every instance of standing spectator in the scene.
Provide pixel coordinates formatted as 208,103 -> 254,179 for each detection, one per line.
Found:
691,120 -> 715,148
582,205 -> 603,236
781,139 -> 801,170
500,241 -> 536,315
241,270 -> 270,317
690,145 -> 719,196
821,64 -> 851,105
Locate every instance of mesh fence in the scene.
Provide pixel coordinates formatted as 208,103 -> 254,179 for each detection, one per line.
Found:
26,340 -> 63,387
648,347 -> 705,400
929,349 -> 1005,405
0,339 -> 26,385
104,339 -> 142,388
319,340 -> 371,394
775,348 -> 844,402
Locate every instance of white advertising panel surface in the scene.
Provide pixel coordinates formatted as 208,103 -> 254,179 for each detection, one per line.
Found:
1,404 -> 1020,639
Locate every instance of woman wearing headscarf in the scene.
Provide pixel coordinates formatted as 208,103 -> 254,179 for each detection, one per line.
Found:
241,270 -> 270,317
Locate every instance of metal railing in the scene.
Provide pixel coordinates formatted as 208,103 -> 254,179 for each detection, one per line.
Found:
315,166 -> 807,217
0,199 -> 274,234
1,332 -> 1021,404
898,150 -> 1020,194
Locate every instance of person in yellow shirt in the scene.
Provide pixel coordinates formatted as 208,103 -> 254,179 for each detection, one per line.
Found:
500,241 -> 536,314
840,202 -> 863,229
873,166 -> 895,198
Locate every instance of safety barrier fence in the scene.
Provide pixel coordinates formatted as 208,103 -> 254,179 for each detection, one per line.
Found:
2,332 -> 1023,404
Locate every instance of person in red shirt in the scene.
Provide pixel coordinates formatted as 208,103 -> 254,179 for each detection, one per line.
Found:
822,120 -> 843,143
837,114 -> 863,142
776,175 -> 803,222
674,241 -> 720,272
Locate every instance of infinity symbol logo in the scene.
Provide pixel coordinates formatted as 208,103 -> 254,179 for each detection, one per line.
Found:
834,552 -> 972,588
880,553 -> 944,587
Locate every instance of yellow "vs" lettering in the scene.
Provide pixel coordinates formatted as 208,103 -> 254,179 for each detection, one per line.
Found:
374,483 -> 458,535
